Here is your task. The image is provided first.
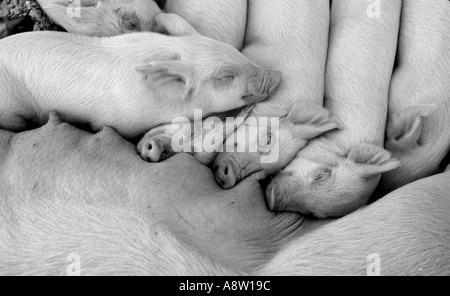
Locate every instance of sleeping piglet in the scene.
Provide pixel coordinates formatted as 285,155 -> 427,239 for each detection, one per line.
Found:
0,13 -> 281,139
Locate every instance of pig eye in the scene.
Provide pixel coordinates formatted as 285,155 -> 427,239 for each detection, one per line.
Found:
215,71 -> 235,82
217,75 -> 234,82
313,169 -> 331,182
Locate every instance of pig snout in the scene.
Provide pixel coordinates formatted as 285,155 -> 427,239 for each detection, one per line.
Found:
245,69 -> 282,103
213,153 -> 249,189
137,138 -> 163,163
265,172 -> 300,212
214,161 -> 237,189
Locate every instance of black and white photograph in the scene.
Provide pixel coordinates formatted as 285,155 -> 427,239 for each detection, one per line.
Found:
0,0 -> 449,278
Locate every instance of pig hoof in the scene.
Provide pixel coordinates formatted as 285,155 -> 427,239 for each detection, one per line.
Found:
138,139 -> 162,163
214,164 -> 236,189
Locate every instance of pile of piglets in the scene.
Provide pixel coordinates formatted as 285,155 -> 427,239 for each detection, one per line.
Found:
0,0 -> 449,276
0,0 -> 449,222
137,0 -> 450,219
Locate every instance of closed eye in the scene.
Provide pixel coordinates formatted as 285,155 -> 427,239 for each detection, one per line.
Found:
217,75 -> 235,81
314,169 -> 331,181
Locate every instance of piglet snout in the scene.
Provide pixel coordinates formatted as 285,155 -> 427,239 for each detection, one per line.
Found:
214,162 -> 237,190
137,138 -> 162,163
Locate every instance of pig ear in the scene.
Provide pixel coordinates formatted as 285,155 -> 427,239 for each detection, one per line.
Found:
156,13 -> 198,36
135,60 -> 193,100
286,102 -> 344,140
386,104 -> 436,151
347,143 -> 401,179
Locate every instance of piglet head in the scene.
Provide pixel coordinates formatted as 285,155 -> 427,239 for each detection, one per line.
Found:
266,143 -> 401,219
213,102 -> 342,189
136,13 -> 282,116
49,0 -> 163,36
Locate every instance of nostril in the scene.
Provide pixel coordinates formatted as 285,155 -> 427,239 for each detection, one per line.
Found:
224,166 -> 229,176
140,139 -> 161,163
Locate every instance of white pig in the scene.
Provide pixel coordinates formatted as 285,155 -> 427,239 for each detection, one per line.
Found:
137,105 -> 254,165
137,0 -> 288,166
266,0 -> 402,219
163,0 -> 247,50
259,166 -> 450,276
1,119 -> 449,275
0,13 -> 281,139
377,0 -> 450,195
37,0 -> 163,36
213,0 -> 333,188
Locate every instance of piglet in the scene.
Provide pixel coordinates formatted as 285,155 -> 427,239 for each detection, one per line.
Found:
0,13 -> 281,139
266,0 -> 402,219
377,0 -> 450,195
137,102 -> 342,180
213,0 -> 333,188
137,105 -> 255,165
213,103 -> 342,189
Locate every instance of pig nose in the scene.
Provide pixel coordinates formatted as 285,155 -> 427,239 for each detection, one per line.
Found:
138,139 -> 162,163
265,183 -> 284,212
214,163 -> 237,189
